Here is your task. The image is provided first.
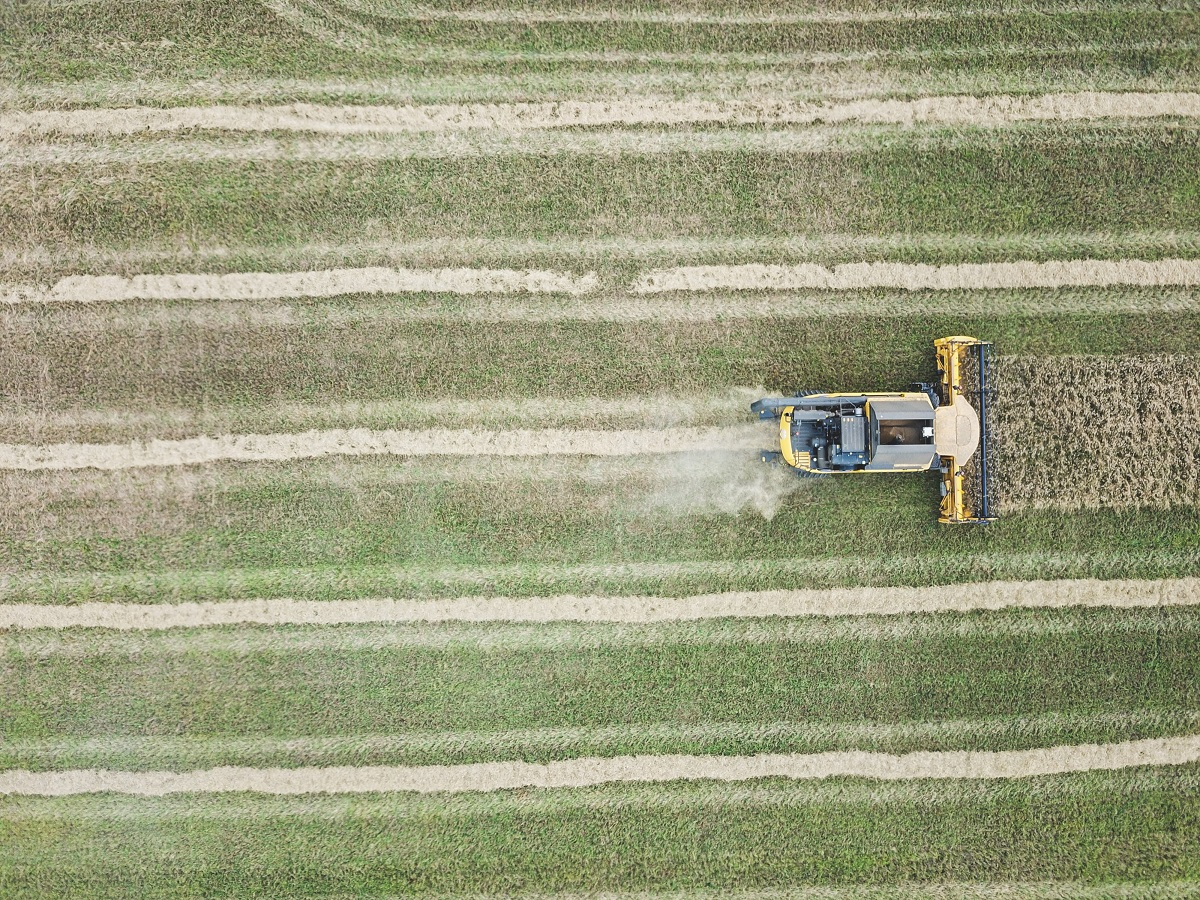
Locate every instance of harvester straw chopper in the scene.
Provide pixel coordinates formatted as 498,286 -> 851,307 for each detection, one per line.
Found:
751,336 -> 997,524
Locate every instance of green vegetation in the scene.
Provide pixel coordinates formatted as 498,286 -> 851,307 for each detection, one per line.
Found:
4,0 -> 1198,89
2,456 -> 1199,589
5,312 -> 1199,409
7,230 -> 1200,286
7,131 -> 1200,249
4,0 -> 1200,893
3,607 -> 1199,748
6,709 -> 1200,772
3,768 -> 1200,896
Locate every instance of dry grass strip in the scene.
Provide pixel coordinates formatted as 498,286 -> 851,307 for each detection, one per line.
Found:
4,260 -> 1196,308
0,267 -> 598,304
632,259 -> 1200,293
0,426 -> 764,471
2,577 -> 1195,630
3,92 -> 1199,137
2,736 -> 1198,796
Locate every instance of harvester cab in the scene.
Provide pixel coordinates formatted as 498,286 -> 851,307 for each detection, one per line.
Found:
751,336 -> 997,524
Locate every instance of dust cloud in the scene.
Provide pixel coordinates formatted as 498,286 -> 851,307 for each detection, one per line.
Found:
638,447 -> 813,521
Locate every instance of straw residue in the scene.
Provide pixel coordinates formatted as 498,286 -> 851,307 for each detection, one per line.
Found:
2,735 -> 1198,796
2,577 -> 1195,630
632,259 -> 1200,293
4,92 -> 1200,137
5,260 -> 1197,309
0,267 -> 598,305
0,426 -> 764,471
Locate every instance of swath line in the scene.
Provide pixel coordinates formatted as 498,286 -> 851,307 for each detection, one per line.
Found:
4,259 -> 1197,308
2,736 -> 1198,796
0,267 -> 598,305
7,711 -> 1195,765
0,426 -> 764,471
2,577 -> 1195,630
632,259 -> 1200,292
4,92 -> 1200,137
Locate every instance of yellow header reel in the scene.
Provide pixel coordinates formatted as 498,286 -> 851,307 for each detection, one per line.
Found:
935,336 -> 997,524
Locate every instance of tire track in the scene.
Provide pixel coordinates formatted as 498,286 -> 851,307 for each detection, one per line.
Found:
4,92 -> 1199,137
2,577 -> 1195,630
3,736 -> 1198,795
13,610 -> 1196,658
0,392 -> 753,442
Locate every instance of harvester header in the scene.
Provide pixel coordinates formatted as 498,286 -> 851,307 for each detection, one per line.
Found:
933,336 -> 996,524
751,336 -> 997,524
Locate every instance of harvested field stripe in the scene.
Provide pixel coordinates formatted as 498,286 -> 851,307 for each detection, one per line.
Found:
92,887 -> 1200,899
8,231 -> 1200,274
8,710 -> 1197,761
14,604 -> 1200,658
10,288 -> 1199,324
0,426 -> 761,471
16,121 -> 1200,168
13,71 -> 1200,112
0,267 -> 597,305
2,577 -> 1195,630
23,0 -> 1192,18
422,888 -> 1200,900
237,18 -> 1200,64
0,392 -> 755,435
7,551 -> 1200,605
5,92 -> 1200,137
3,736 -> 1199,796
633,258 -> 1200,293
330,1 -> 1174,26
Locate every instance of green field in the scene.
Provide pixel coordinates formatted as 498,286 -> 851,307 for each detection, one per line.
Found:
2,0 -> 1200,895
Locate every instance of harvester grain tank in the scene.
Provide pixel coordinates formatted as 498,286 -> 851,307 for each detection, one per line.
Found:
751,336 -> 997,524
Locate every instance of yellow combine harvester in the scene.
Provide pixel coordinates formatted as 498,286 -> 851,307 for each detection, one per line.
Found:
751,336 -> 997,524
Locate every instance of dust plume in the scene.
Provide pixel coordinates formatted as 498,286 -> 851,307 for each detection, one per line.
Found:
639,447 -> 812,521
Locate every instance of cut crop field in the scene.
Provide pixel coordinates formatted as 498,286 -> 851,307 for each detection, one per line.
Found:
3,0 -> 1200,896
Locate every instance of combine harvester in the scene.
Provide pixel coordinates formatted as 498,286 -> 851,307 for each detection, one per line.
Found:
752,336 -> 997,524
